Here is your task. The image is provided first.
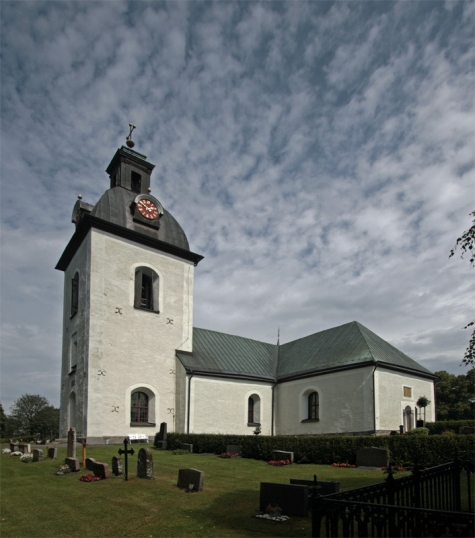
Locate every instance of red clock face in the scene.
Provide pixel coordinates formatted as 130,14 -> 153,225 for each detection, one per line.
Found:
137,199 -> 159,220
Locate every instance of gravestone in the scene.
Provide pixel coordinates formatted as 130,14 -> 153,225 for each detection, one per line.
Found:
85,457 -> 96,471
112,456 -> 123,476
226,445 -> 241,456
356,447 -> 389,468
32,449 -> 43,462
260,483 -> 308,516
271,450 -> 294,464
177,468 -> 204,492
47,447 -> 58,459
93,462 -> 110,479
155,422 -> 168,450
137,448 -> 154,480
180,443 -> 193,453
19,444 -> 31,454
67,428 -> 77,459
65,457 -> 80,472
9,443 -> 19,452
290,478 -> 340,496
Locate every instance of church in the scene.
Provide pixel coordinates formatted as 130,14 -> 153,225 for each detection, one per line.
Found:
56,137 -> 436,444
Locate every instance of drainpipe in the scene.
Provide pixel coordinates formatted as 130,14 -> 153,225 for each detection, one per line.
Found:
271,383 -> 277,436
187,371 -> 193,434
373,365 -> 378,434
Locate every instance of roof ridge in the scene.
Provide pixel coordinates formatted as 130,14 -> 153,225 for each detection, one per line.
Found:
194,326 -> 276,347
354,321 -> 377,364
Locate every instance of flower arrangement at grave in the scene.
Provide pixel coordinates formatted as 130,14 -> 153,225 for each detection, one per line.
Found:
331,463 -> 356,468
79,474 -> 101,482
55,464 -> 71,476
2,448 -> 11,454
265,504 -> 282,517
219,452 -> 238,458
268,459 -> 291,466
20,454 -> 33,463
10,451 -> 22,457
381,466 -> 406,471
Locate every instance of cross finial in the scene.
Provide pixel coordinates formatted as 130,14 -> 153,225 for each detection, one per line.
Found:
277,327 -> 280,346
126,123 -> 136,148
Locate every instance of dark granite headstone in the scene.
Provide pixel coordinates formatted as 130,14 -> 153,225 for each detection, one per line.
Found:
356,447 -> 389,468
67,428 -> 77,459
93,462 -> 110,479
290,478 -> 340,496
260,483 -> 308,516
155,422 -> 168,450
177,468 -> 204,491
137,448 -> 154,479
226,445 -> 241,456
112,456 -> 123,476
180,443 -> 193,453
10,443 -> 19,452
47,447 -> 58,460
85,457 -> 96,471
65,457 -> 80,472
32,449 -> 43,462
271,450 -> 294,464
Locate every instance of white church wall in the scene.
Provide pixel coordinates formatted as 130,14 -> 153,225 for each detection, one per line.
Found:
84,229 -> 195,438
188,375 -> 273,435
275,366 -> 375,435
175,359 -> 187,433
59,233 -> 91,438
376,368 -> 435,432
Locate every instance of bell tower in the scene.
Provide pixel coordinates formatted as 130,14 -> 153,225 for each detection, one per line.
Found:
56,127 -> 203,442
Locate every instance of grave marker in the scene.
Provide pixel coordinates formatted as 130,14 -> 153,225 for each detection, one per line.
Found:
271,450 -> 294,464
47,447 -> 58,459
137,448 -> 154,480
65,457 -> 80,472
86,457 -> 96,471
32,449 -> 43,462
260,483 -> 308,516
93,462 -> 110,479
67,428 -> 77,459
118,438 -> 135,481
112,456 -> 123,476
177,468 -> 204,491
155,422 -> 168,450
180,443 -> 193,453
226,445 -> 241,456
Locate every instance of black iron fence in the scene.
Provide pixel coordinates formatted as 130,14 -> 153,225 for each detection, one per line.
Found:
312,456 -> 474,537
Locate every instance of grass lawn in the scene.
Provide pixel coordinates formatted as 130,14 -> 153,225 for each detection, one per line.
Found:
0,444 -> 423,537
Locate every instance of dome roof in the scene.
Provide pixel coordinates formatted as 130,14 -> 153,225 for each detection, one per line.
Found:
91,186 -> 190,251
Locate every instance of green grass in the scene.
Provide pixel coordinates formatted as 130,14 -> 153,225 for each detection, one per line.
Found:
0,445 -> 442,538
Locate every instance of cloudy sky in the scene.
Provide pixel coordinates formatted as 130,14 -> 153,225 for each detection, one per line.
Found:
1,1 -> 473,411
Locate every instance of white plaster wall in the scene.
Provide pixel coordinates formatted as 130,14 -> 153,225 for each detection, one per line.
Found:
84,229 -> 194,437
275,367 -> 375,435
376,368 -> 435,431
188,376 -> 273,435
175,359 -> 187,433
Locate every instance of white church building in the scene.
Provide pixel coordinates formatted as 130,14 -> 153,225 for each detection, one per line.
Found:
56,143 -> 436,443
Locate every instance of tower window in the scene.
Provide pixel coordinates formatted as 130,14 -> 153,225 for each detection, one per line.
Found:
71,272 -> 79,317
134,267 -> 159,312
131,171 -> 141,194
131,391 -> 149,423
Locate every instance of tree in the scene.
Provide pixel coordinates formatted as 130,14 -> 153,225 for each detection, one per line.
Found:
0,403 -> 15,438
416,396 -> 431,423
29,406 -> 59,439
434,369 -> 475,421
10,394 -> 52,436
449,211 -> 475,366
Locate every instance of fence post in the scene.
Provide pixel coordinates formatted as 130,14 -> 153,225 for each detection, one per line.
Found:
385,463 -> 397,536
311,474 -> 322,538
453,452 -> 461,512
412,458 -> 421,509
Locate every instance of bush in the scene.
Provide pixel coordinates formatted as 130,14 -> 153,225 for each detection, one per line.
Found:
407,427 -> 429,435
160,432 -> 474,468
425,420 -> 475,435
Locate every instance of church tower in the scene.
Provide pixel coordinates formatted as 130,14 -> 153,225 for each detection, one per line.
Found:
56,131 -> 203,442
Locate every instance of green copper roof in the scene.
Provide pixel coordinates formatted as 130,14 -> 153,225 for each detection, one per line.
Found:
176,322 -> 434,382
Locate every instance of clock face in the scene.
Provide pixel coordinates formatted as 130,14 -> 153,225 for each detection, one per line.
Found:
137,199 -> 159,220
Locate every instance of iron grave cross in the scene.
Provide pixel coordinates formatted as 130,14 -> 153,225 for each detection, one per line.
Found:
118,437 -> 135,481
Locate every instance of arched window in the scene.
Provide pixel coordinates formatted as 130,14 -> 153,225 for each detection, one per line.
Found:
131,391 -> 149,423
134,267 -> 159,312
71,272 -> 79,317
248,397 -> 255,423
247,394 -> 261,426
308,391 -> 319,420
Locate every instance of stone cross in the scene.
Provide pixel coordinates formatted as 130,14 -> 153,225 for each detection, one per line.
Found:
137,448 -> 154,480
118,438 -> 135,481
67,428 -> 77,459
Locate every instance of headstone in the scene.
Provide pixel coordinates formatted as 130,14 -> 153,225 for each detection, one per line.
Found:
356,447 -> 390,468
177,468 -> 204,491
19,444 -> 31,454
47,447 -> 58,459
65,457 -> 80,472
67,428 -> 77,459
271,450 -> 294,464
93,462 -> 110,479
290,478 -> 340,496
112,456 -> 123,476
85,457 -> 96,471
180,443 -> 193,453
137,448 -> 154,480
226,445 -> 241,456
32,449 -> 43,462
260,483 -> 308,516
10,443 -> 19,452
155,422 -> 168,450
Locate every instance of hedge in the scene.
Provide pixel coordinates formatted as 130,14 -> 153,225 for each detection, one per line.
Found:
159,432 -> 475,468
425,420 -> 474,435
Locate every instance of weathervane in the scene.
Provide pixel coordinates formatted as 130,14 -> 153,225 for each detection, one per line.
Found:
126,123 -> 136,148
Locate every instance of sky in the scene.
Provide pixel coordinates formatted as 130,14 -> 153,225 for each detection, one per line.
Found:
1,1 -> 474,412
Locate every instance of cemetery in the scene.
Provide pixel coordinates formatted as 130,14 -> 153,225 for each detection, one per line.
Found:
1,427 -> 474,537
